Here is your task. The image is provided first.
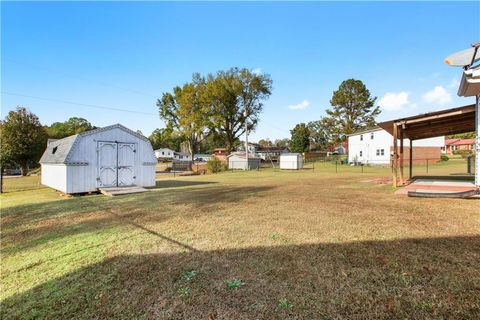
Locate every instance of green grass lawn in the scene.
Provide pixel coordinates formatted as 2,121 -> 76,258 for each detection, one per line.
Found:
1,162 -> 479,319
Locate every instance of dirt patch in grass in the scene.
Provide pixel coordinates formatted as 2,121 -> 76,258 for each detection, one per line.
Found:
361,177 -> 393,185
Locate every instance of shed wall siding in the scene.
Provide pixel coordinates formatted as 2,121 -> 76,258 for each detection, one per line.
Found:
280,155 -> 303,170
60,127 -> 155,193
41,164 -> 68,193
228,156 -> 261,169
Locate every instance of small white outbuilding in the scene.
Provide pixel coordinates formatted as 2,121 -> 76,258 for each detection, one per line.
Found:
279,153 -> 304,170
40,124 -> 157,194
227,152 -> 261,170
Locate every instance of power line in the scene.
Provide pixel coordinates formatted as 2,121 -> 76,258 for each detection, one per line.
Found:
4,58 -> 158,98
2,91 -> 157,116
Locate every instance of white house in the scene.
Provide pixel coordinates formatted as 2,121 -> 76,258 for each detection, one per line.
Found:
347,127 -> 445,165
246,142 -> 289,161
154,148 -> 175,159
40,124 -> 157,194
174,152 -> 190,161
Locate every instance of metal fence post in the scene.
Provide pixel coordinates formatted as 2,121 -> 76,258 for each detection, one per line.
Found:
335,161 -> 338,173
361,164 -> 364,173
426,159 -> 429,174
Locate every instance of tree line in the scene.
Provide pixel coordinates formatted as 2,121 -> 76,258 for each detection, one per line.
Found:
0,110 -> 97,176
5,72 -> 470,178
0,76 -> 379,176
156,68 -> 273,159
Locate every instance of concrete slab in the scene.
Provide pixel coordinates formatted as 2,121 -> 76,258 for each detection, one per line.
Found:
99,186 -> 149,196
412,178 -> 475,187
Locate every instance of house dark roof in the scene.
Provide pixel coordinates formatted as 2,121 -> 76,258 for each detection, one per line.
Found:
40,124 -> 148,164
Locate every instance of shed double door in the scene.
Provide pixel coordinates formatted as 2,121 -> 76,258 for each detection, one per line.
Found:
98,141 -> 136,187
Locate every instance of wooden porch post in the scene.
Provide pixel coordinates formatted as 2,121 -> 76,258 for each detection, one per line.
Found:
392,122 -> 398,187
409,139 -> 413,180
399,126 -> 404,185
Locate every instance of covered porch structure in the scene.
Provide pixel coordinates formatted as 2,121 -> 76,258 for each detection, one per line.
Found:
379,104 -> 478,192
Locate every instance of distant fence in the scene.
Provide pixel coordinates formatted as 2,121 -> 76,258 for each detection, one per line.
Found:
220,155 -> 475,177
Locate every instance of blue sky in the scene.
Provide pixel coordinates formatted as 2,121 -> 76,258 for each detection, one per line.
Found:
2,1 -> 479,141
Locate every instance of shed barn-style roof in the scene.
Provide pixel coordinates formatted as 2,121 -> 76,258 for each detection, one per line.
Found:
40,124 -> 148,164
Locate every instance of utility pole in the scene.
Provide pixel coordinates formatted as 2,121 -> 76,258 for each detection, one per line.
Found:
244,106 -> 249,170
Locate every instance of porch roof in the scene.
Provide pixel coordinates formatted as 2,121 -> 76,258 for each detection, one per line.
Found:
378,104 -> 476,140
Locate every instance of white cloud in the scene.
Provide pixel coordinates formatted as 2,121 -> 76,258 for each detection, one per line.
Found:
422,86 -> 452,105
378,92 -> 410,111
448,78 -> 460,89
288,100 -> 310,110
252,68 -> 262,75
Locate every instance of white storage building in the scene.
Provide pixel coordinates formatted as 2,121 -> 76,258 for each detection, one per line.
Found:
279,153 -> 304,170
227,152 -> 261,170
40,124 -> 157,194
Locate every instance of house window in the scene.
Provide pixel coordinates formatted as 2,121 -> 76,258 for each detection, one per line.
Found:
376,149 -> 380,156
359,151 -> 363,157
371,132 -> 374,140
360,135 -> 363,141
162,151 -> 164,155
52,146 -> 58,154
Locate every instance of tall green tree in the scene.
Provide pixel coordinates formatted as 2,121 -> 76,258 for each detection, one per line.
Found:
46,117 -> 95,139
148,128 -> 183,151
323,79 -> 380,144
258,138 -> 273,147
307,120 -> 330,150
0,107 -> 48,175
274,138 -> 290,149
205,68 -> 272,153
157,75 -> 210,160
447,132 -> 476,139
200,131 -> 232,153
290,123 -> 310,153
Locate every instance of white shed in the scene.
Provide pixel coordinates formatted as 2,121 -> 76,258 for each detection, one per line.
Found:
227,152 -> 261,170
40,124 -> 157,194
280,153 -> 304,170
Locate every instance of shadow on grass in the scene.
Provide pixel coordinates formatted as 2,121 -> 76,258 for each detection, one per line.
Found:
152,180 -> 217,189
1,185 -> 274,255
2,236 -> 479,319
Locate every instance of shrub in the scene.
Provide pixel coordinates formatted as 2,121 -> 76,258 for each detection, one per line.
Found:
278,298 -> 294,310
440,155 -> 449,162
226,279 -> 245,290
453,150 -> 474,159
206,157 -> 224,173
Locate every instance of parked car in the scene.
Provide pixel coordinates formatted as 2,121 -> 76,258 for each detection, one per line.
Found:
3,168 -> 21,175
